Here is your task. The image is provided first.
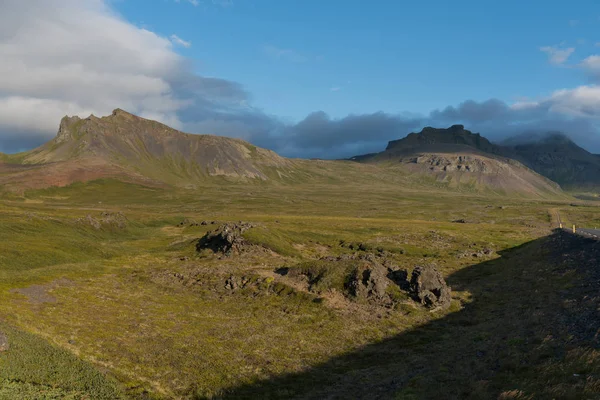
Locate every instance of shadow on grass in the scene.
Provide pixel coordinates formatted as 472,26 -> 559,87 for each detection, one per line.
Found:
215,230 -> 600,399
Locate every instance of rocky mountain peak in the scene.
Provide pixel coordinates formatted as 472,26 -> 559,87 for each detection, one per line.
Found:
385,125 -> 500,154
55,115 -> 82,143
109,108 -> 138,120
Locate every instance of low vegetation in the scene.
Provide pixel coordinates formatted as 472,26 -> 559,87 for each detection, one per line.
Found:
0,178 -> 598,399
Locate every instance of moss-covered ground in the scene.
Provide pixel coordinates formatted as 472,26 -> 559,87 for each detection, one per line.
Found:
0,179 -> 598,398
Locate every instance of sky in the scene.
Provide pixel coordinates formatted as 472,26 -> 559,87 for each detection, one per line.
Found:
2,0 -> 600,158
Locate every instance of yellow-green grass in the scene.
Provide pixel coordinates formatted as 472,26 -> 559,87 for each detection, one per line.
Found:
0,178 -> 594,398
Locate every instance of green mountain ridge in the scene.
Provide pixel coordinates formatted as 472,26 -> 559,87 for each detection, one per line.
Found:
0,111 -> 567,199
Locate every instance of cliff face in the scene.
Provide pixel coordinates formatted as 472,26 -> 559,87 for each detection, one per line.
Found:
385,125 -> 503,155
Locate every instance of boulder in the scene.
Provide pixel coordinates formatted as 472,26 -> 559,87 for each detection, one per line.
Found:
178,217 -> 198,227
346,261 -> 390,301
410,264 -> 451,309
196,222 -> 255,256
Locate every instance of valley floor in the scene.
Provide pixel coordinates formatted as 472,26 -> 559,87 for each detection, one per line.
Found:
0,180 -> 599,399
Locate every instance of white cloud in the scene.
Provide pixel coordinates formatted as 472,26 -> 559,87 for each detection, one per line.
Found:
0,0 -> 247,151
545,85 -> 600,118
580,55 -> 600,76
540,45 -> 575,65
170,34 -> 192,48
330,87 -> 341,92
500,86 -> 600,118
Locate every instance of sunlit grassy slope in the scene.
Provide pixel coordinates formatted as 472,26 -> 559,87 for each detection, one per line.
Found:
0,178 -> 597,399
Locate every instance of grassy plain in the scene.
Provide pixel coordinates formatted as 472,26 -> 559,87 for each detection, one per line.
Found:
0,179 -> 598,399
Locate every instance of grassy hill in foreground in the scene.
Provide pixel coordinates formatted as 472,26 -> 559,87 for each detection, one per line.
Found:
0,179 -> 598,398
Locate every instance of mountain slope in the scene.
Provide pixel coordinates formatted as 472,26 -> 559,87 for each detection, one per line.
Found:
504,133 -> 600,190
352,125 -> 564,198
0,109 -> 298,190
23,109 -> 290,180
0,113 -> 566,199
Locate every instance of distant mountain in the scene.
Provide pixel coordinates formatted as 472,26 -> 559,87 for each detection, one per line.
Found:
352,125 -> 600,192
0,109 -> 295,190
351,125 -> 564,198
385,125 -> 504,155
0,112 -> 566,199
504,132 -> 600,190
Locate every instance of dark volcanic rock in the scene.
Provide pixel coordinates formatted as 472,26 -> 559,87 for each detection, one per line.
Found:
387,269 -> 410,291
178,217 -> 199,227
196,222 -> 255,256
346,261 -> 390,302
410,264 -> 451,309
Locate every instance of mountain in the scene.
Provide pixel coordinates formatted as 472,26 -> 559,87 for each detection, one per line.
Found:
385,125 -> 504,155
352,125 -> 564,197
0,112 -> 565,199
357,125 -> 600,191
503,132 -> 600,190
0,109 -> 296,191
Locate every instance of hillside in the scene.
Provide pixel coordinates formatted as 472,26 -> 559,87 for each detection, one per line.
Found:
0,113 -> 566,199
505,133 -> 600,190
353,125 -> 564,198
8,109 -> 292,185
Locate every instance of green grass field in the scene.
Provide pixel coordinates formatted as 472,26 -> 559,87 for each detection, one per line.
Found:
0,179 -> 598,399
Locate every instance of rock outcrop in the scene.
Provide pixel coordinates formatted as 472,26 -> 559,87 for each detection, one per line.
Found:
346,257 -> 391,302
196,222 -> 255,256
410,265 -> 451,309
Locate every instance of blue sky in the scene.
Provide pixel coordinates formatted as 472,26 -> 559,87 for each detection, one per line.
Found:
3,0 -> 600,157
113,0 -> 596,120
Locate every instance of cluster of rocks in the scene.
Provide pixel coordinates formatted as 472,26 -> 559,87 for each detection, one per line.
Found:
196,222 -> 256,256
224,275 -> 274,291
349,257 -> 450,309
76,211 -> 127,230
338,240 -> 401,256
177,218 -> 218,227
412,154 -> 492,173
456,247 -> 494,259
285,253 -> 451,310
